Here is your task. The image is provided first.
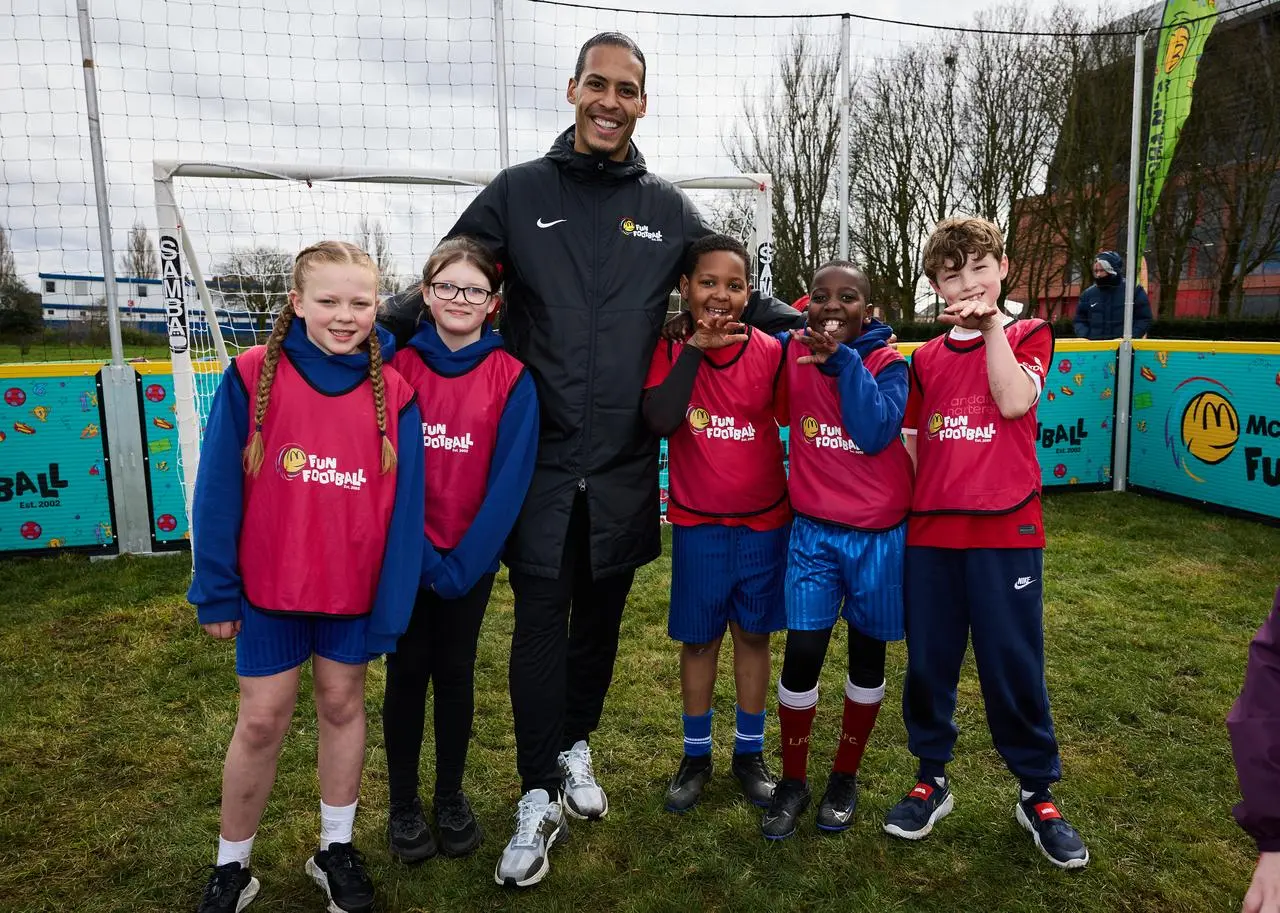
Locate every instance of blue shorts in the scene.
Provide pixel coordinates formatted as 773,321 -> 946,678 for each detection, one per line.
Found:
785,515 -> 905,641
235,605 -> 371,677
668,523 -> 789,644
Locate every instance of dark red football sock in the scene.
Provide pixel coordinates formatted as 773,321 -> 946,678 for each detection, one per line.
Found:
832,695 -> 881,776
778,701 -> 817,783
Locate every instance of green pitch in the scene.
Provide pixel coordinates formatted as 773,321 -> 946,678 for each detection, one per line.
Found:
0,492 -> 1274,912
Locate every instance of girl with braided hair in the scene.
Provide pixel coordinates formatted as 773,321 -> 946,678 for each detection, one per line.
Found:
189,240 -> 425,913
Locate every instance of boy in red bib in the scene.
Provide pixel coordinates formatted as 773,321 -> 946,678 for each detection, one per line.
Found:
643,234 -> 787,813
189,242 -> 425,913
883,217 -> 1089,869
761,261 -> 912,839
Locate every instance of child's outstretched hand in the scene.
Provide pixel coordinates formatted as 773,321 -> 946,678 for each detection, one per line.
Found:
939,297 -> 1000,331
792,327 -> 839,365
689,314 -> 748,351
661,311 -> 693,342
202,620 -> 241,639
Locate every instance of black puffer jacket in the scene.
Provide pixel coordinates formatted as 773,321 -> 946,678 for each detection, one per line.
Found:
382,128 -> 804,579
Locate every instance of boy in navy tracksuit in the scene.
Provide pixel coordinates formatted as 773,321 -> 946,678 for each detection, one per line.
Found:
884,217 -> 1089,870
384,238 -> 539,865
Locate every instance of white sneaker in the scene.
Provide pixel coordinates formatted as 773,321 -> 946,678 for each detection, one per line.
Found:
558,740 -> 609,820
493,789 -> 566,888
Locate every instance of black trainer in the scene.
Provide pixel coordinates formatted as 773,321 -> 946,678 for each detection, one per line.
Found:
760,777 -> 810,840
387,796 -> 437,863
1015,790 -> 1090,870
664,754 -> 713,813
731,751 -> 777,808
196,861 -> 259,913
435,790 -> 483,857
816,771 -> 859,833
883,779 -> 954,840
305,842 -> 375,913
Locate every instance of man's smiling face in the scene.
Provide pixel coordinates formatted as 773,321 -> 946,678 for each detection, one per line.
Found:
568,44 -> 647,161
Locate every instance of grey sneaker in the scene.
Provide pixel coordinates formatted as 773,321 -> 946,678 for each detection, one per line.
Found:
493,789 -> 567,888
558,740 -> 609,820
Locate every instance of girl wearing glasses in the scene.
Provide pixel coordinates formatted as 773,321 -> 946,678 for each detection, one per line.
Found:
383,236 -> 540,863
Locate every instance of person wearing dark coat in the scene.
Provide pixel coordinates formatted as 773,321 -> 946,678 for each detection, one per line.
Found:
1227,587 -> 1280,913
1072,250 -> 1152,339
380,32 -> 805,889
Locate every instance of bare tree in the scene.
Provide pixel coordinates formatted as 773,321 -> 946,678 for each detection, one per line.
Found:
0,224 -> 18,292
215,247 -> 294,329
120,221 -> 158,278
726,29 -> 843,304
354,217 -> 398,295
1184,16 -> 1280,316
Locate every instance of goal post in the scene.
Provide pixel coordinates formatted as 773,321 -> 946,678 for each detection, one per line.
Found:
153,159 -> 773,538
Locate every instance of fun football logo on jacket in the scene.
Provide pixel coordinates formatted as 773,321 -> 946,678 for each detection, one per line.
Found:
275,443 -> 367,491
686,405 -> 756,441
799,414 -> 862,453
618,217 -> 664,243
422,422 -> 473,454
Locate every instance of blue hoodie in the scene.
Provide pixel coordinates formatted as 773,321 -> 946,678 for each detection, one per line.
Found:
187,319 -> 425,655
406,320 -> 539,600
783,320 -> 908,455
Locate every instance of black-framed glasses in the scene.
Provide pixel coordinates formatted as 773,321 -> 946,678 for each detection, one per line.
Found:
428,281 -> 493,306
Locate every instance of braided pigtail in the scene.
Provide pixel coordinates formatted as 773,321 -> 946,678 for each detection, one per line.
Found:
366,329 -> 397,474
242,307 -> 295,476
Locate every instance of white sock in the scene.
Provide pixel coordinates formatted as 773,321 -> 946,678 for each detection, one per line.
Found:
216,833 -> 255,868
319,800 -> 358,851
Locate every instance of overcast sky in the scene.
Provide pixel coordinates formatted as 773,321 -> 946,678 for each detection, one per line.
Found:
1,0 -> 1145,290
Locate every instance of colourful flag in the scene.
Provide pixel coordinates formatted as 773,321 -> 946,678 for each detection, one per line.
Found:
1138,0 -> 1218,265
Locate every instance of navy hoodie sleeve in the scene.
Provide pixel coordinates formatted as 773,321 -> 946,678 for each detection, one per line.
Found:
818,344 -> 909,455
1133,285 -> 1153,337
429,372 -> 539,599
366,400 -> 427,655
1228,588 -> 1280,852
187,363 -> 250,625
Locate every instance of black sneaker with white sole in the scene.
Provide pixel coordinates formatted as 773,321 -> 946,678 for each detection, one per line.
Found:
1015,791 -> 1089,870
816,771 -> 859,833
883,779 -> 954,840
760,777 -> 810,840
435,790 -> 483,857
196,861 -> 259,913
731,751 -> 777,808
387,796 -> 437,863
305,842 -> 375,913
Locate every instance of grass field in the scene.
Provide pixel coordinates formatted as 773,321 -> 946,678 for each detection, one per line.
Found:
0,491 -> 1275,913
0,339 -> 171,365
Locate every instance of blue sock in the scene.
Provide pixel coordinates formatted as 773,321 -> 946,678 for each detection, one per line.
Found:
682,710 -> 713,758
733,705 -> 766,755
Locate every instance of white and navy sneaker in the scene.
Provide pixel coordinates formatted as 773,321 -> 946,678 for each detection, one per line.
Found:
305,842 -> 374,913
883,779 -> 954,840
558,740 -> 609,820
1015,790 -> 1090,869
196,861 -> 259,913
493,789 -> 567,888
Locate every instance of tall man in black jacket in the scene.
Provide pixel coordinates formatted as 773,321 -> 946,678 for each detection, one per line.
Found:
382,32 -> 804,887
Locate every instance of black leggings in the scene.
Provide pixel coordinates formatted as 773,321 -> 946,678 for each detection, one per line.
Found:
779,623 -> 886,694
382,574 -> 495,803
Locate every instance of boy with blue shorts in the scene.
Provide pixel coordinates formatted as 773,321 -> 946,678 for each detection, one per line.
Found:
760,260 -> 913,839
643,234 -> 787,812
883,217 -> 1089,869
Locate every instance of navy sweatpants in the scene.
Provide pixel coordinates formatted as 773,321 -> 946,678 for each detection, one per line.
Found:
902,546 -> 1061,789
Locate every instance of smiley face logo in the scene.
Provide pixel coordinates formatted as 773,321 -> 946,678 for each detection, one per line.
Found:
620,218 -> 637,234
1181,390 -> 1238,465
277,445 -> 308,479
687,407 -> 711,433
801,415 -> 820,441
927,412 -> 944,436
1164,24 -> 1191,74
